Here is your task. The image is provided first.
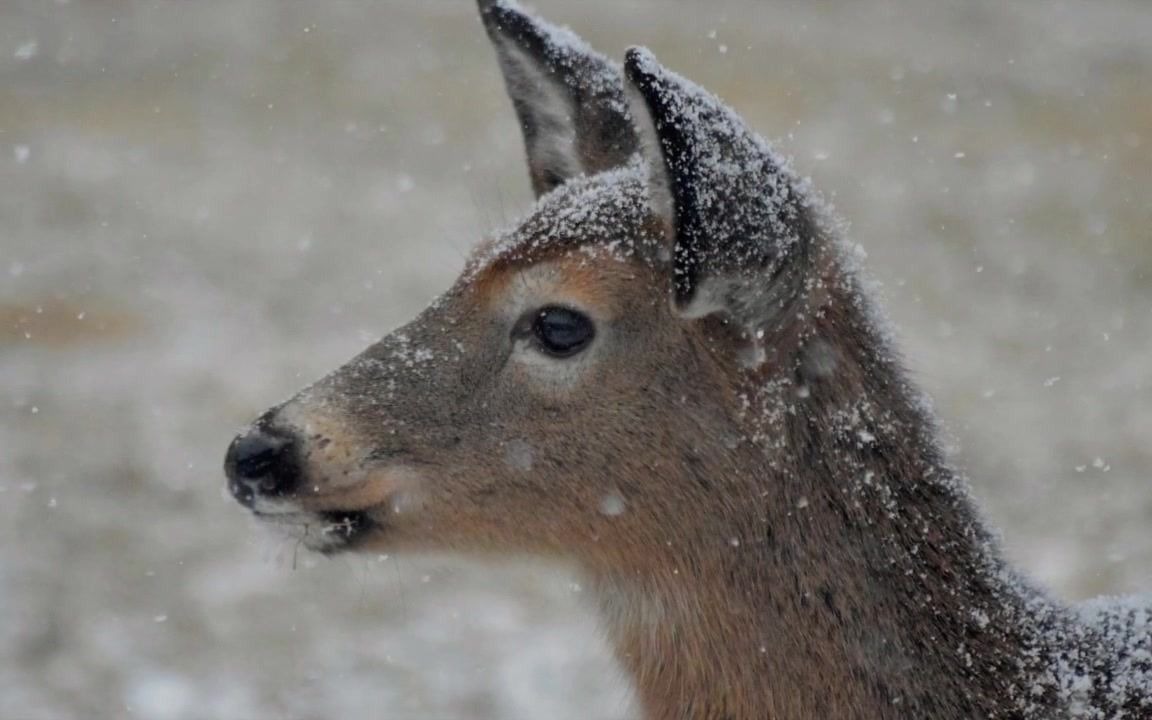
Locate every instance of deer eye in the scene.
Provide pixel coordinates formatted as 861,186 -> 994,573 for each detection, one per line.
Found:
529,305 -> 595,358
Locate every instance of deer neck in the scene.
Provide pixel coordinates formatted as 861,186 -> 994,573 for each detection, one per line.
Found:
591,288 -> 1070,720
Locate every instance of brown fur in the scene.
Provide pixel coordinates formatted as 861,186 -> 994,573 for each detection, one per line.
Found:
239,174 -> 1148,717
226,3 -> 1151,717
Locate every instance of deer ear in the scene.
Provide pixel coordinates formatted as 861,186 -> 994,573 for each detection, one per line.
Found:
623,47 -> 816,333
479,0 -> 637,197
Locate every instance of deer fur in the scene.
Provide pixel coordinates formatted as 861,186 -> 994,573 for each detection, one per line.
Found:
227,2 -> 1152,717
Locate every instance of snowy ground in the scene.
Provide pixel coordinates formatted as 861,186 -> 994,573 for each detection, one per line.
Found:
1,1 -> 1150,718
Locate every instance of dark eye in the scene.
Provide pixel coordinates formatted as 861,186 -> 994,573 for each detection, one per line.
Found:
530,306 -> 595,358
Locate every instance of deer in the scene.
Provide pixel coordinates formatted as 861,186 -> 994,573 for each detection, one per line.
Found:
223,2 -> 1152,718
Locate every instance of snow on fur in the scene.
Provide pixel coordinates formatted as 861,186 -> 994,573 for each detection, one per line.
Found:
470,39 -> 1152,718
481,0 -> 625,106
624,46 -> 819,326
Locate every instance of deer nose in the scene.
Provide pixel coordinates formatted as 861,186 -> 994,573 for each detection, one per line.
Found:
224,424 -> 298,508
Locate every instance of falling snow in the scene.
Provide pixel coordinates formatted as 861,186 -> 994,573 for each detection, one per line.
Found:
2,1 -> 1150,719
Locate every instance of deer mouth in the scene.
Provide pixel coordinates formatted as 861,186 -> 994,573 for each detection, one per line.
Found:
238,460 -> 422,553
316,509 -> 376,549
253,507 -> 379,554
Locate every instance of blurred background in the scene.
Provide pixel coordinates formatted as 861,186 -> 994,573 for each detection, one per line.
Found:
1,1 -> 1149,718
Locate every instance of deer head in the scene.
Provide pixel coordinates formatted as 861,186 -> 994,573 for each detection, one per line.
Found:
224,3 -> 830,568
223,5 -> 1152,718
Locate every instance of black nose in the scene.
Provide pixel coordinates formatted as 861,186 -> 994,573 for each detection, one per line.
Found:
224,424 -> 298,508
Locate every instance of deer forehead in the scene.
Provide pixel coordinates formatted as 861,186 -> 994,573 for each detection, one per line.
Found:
470,251 -> 649,322
460,161 -> 665,320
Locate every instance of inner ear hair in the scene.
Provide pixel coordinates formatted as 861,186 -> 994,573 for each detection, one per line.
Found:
624,80 -> 674,231
479,0 -> 636,197
496,41 -> 584,191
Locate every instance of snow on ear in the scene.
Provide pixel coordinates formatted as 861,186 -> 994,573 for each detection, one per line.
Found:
479,0 -> 637,197
623,46 -> 817,333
